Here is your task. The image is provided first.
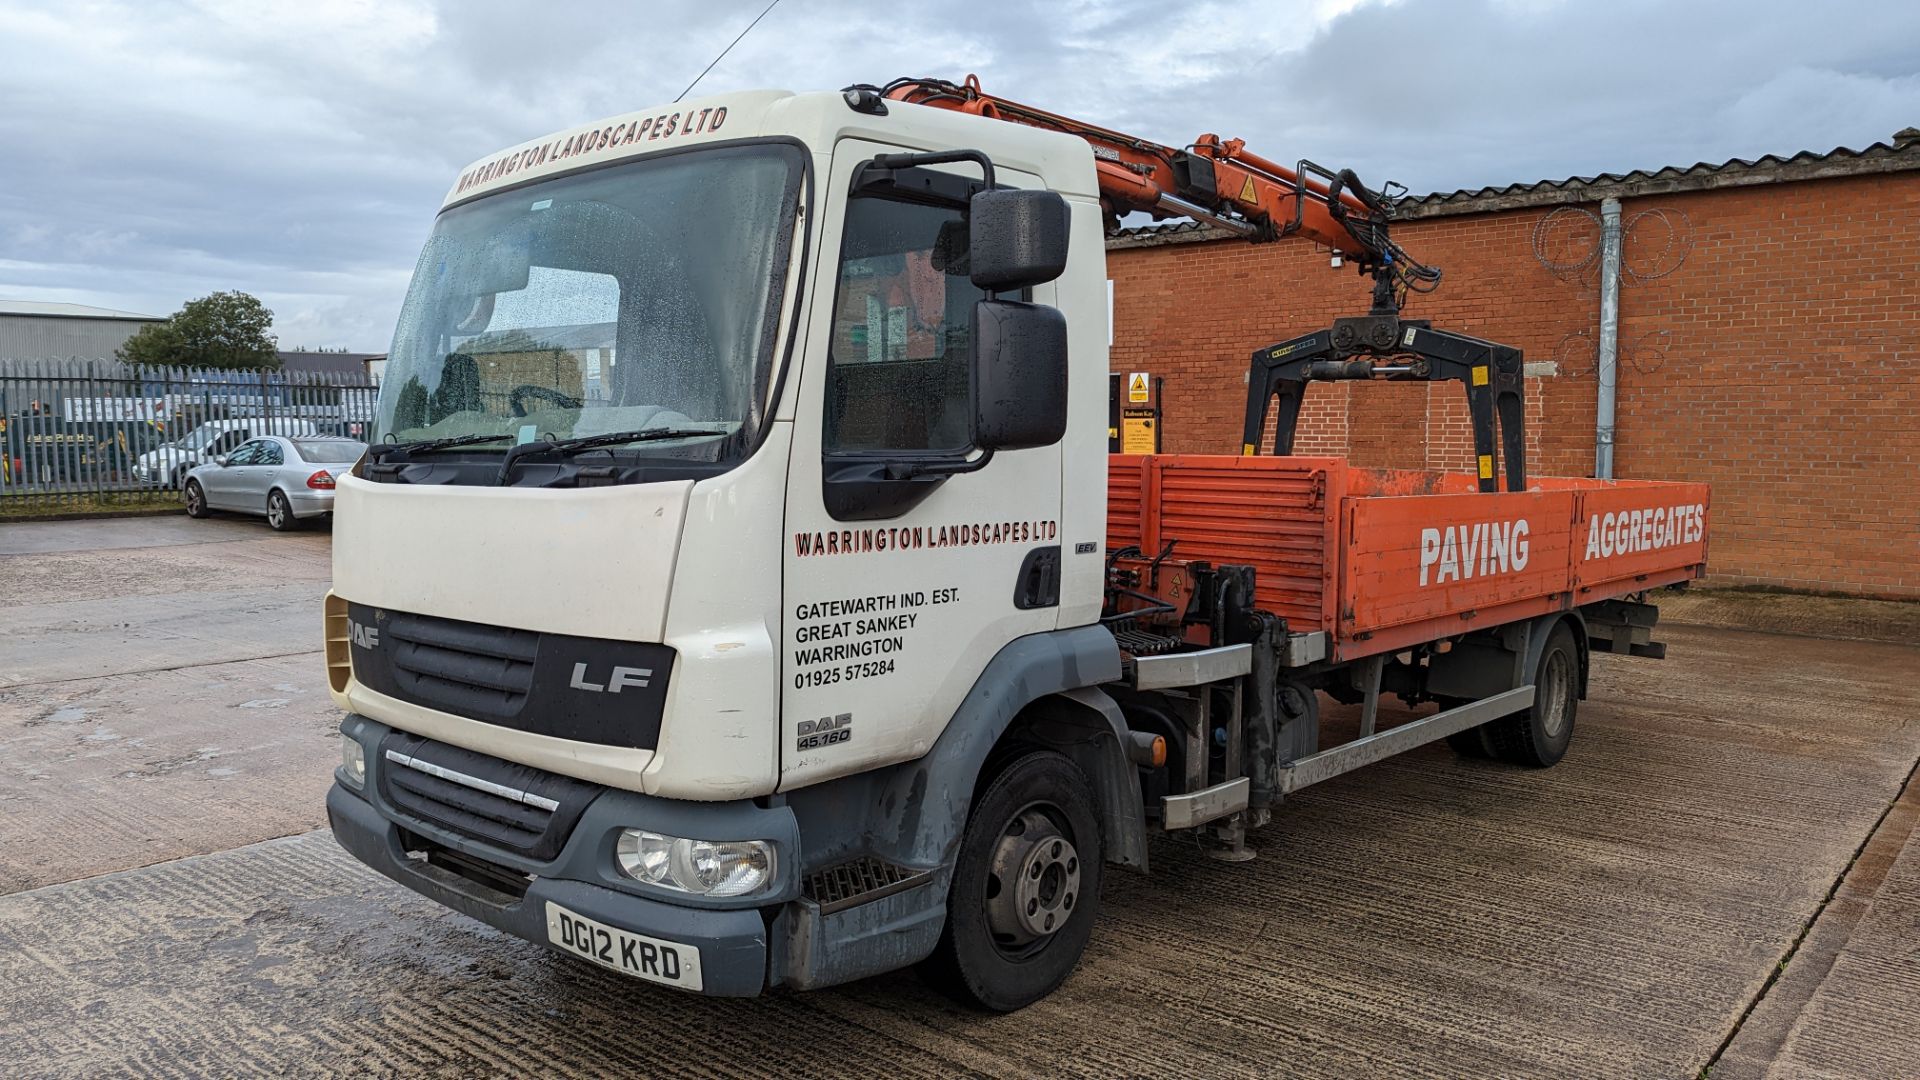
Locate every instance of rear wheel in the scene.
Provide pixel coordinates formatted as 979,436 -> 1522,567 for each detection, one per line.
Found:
183,479 -> 210,519
266,489 -> 300,532
917,750 -> 1102,1012
1485,622 -> 1581,767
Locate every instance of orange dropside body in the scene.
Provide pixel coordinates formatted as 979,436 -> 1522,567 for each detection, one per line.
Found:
1108,454 -> 1709,662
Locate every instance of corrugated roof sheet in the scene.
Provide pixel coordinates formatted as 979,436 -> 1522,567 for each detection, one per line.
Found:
0,300 -> 161,320
1402,134 -> 1920,215
1109,131 -> 1920,246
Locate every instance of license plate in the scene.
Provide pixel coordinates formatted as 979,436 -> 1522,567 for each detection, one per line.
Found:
544,901 -> 703,991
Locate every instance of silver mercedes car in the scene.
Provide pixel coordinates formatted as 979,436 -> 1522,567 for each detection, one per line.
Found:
182,435 -> 366,530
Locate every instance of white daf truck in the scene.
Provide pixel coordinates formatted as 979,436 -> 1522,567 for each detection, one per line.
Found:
325,83 -> 1705,1011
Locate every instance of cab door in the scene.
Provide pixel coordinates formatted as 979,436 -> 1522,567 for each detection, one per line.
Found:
779,141 -> 1064,790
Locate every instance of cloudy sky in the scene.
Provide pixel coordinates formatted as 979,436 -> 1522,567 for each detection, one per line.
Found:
3,0 -> 1915,350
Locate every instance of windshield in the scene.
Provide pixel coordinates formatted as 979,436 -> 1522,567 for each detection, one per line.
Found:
293,439 -> 368,463
377,144 -> 805,459
177,426 -> 221,451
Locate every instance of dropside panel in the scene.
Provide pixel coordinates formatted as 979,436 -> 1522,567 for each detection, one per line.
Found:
1339,489 -> 1578,649
1106,454 -> 1337,630
1572,482 -> 1711,601
1106,456 -> 1145,555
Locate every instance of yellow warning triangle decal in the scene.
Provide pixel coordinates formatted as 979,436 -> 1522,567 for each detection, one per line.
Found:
1237,174 -> 1258,204
1129,373 -> 1148,394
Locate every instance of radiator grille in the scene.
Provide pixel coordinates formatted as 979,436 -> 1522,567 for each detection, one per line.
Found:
377,734 -> 600,861
386,753 -> 551,852
385,611 -> 538,722
347,602 -> 675,751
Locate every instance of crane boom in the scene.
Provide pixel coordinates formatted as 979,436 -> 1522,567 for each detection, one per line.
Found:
864,74 -> 1527,493
876,74 -> 1441,315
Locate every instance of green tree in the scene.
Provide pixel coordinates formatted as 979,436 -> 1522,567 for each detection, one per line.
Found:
117,291 -> 280,370
392,377 -> 430,432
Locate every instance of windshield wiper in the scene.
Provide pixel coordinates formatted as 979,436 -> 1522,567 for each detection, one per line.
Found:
495,427 -> 731,484
545,427 -> 730,455
369,433 -> 513,460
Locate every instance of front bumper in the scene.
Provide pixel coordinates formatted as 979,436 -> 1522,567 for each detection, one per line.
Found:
327,782 -> 771,995
329,715 -> 955,997
329,714 -> 798,996
136,458 -> 189,484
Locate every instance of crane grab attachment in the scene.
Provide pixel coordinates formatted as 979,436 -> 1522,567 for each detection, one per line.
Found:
864,75 -> 1526,493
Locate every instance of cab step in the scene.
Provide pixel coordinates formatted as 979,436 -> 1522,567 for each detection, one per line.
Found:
804,856 -> 931,915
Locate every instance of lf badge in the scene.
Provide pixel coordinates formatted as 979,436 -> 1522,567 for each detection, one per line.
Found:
797,713 -> 852,751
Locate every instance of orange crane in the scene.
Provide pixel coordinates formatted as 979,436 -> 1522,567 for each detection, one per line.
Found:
871,75 -> 1529,493
883,74 -> 1440,314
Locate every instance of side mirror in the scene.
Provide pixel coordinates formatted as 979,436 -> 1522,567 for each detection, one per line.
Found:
212,455 -> 230,467
972,299 -> 1068,452
969,189 -> 1070,291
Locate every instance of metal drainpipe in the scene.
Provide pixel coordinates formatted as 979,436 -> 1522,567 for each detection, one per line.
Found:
1594,196 -> 1623,479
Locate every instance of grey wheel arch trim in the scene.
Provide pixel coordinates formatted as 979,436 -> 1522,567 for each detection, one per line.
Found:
1018,685 -> 1151,872
775,624 -> 1128,989
785,624 -> 1126,874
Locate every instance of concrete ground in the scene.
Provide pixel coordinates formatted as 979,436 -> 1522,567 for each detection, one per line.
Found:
2,515 -> 1918,1078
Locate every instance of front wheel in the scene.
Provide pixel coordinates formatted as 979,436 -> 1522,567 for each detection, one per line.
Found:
917,750 -> 1103,1012
183,479 -> 210,519
266,490 -> 300,532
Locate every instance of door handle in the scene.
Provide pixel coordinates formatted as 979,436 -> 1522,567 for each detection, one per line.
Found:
1013,546 -> 1061,610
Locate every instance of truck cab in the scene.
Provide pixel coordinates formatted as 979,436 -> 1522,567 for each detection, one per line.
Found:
326,89 -> 1119,1007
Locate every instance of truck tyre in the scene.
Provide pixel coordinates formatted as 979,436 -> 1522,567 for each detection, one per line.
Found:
918,749 -> 1102,1012
1439,697 -> 1493,759
183,479 -> 211,519
1484,622 -> 1580,767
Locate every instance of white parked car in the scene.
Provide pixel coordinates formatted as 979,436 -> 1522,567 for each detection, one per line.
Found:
183,435 -> 366,530
133,416 -> 319,488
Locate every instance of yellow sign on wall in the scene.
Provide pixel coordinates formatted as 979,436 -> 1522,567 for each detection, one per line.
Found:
1127,372 -> 1149,403
1121,407 -> 1158,454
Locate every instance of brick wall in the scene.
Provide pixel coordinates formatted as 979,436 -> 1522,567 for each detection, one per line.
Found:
1107,170 -> 1920,599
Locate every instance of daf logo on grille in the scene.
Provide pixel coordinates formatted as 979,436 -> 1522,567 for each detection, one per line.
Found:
569,663 -> 653,693
348,621 -> 380,649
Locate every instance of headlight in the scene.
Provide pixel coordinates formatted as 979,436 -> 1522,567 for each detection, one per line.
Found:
340,735 -> 366,788
614,829 -> 775,897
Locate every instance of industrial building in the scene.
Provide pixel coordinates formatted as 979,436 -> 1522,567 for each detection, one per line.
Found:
0,300 -> 162,362
275,350 -> 385,378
